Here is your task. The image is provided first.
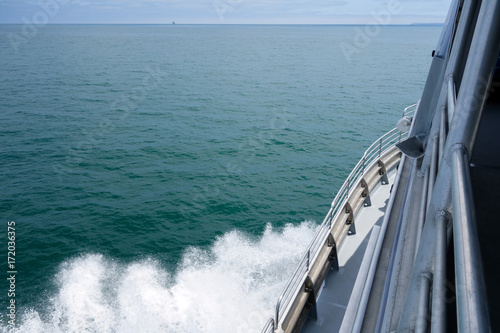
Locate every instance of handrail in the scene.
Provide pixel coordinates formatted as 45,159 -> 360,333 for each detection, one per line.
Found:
451,145 -> 490,332
269,104 -> 417,332
403,103 -> 417,117
260,318 -> 275,333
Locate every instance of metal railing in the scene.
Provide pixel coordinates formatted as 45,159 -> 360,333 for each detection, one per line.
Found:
260,318 -> 275,333
267,104 -> 417,332
415,147 -> 491,333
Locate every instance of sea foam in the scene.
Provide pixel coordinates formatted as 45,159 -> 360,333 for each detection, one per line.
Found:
2,222 -> 317,333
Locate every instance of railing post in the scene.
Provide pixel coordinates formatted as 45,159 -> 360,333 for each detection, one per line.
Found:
451,145 -> 490,332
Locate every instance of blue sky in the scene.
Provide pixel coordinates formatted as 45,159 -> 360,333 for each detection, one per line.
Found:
0,0 -> 452,24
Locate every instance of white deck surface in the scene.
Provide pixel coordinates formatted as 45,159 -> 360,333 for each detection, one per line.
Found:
301,170 -> 397,333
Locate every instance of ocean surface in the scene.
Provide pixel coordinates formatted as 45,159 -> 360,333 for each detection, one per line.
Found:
0,24 -> 441,332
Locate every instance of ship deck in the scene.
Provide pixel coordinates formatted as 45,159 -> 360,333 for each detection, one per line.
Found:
301,170 -> 397,333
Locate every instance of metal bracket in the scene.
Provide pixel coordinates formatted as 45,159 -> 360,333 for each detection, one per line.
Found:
327,233 -> 340,271
378,160 -> 390,185
304,276 -> 318,321
345,202 -> 352,214
396,134 -> 425,159
348,221 -> 357,236
345,202 -> 356,235
361,178 -> 372,206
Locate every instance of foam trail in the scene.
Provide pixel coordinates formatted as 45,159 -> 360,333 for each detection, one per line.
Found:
1,222 -> 318,333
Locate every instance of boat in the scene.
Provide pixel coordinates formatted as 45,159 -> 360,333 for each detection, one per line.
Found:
261,0 -> 500,332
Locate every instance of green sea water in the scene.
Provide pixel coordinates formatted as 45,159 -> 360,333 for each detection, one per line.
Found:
0,24 -> 440,332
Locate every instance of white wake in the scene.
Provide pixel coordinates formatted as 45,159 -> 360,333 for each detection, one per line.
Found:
2,222 -> 318,333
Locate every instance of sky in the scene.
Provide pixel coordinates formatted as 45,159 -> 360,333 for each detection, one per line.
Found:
0,0 -> 452,25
